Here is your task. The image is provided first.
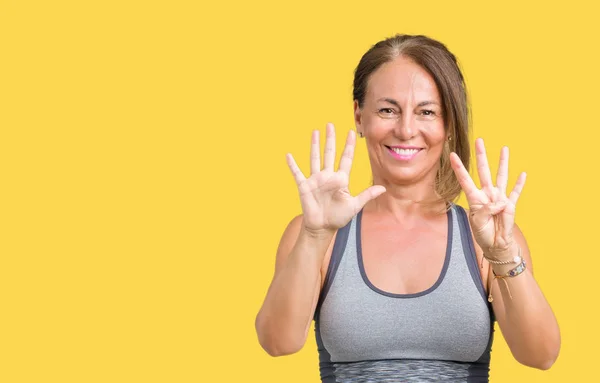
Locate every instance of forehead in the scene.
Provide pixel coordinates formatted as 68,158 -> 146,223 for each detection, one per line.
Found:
366,56 -> 440,102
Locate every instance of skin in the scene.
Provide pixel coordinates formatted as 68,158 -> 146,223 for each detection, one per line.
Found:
255,56 -> 560,369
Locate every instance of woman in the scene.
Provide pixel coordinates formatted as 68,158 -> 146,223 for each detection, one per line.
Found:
255,34 -> 560,382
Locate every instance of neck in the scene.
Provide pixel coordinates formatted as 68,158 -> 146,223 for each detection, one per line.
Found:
365,176 -> 448,221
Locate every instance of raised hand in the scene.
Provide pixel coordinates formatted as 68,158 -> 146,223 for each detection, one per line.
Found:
286,123 -> 386,236
449,138 -> 527,253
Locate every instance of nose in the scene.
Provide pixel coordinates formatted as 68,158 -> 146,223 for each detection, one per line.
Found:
395,113 -> 416,140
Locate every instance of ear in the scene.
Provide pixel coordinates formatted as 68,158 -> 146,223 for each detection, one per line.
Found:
353,100 -> 362,133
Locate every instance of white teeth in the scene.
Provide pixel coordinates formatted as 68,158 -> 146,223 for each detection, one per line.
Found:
392,148 -> 419,155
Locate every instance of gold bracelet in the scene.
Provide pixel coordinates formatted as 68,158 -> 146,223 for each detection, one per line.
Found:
487,258 -> 527,302
480,246 -> 522,269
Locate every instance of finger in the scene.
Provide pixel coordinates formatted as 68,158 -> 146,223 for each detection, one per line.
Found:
338,130 -> 356,175
496,146 -> 509,195
509,172 -> 527,205
449,152 -> 480,201
470,200 -> 507,230
310,130 -> 321,175
490,184 -> 502,203
354,185 -> 386,212
323,123 -> 336,171
286,153 -> 306,186
475,138 -> 494,189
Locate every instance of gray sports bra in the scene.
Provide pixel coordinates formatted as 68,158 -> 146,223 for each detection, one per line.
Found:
313,204 -> 495,382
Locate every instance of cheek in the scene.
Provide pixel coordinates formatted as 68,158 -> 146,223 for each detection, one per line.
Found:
422,121 -> 446,143
364,116 -> 397,134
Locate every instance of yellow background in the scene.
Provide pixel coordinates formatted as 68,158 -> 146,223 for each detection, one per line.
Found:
1,1 -> 597,382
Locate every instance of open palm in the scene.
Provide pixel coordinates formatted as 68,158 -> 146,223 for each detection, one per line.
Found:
450,138 -> 526,252
286,123 -> 386,234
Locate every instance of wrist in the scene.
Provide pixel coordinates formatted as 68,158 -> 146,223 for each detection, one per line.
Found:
487,250 -> 527,302
485,242 -> 519,260
300,225 -> 336,242
491,261 -> 521,277
484,243 -> 521,275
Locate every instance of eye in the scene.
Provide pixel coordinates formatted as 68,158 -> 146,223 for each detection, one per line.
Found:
379,108 -> 395,115
420,110 -> 435,116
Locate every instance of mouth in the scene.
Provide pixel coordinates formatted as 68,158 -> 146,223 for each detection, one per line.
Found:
385,146 -> 423,161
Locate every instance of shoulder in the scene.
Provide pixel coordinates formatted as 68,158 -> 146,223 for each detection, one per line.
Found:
276,215 -> 308,254
275,214 -> 338,282
274,215 -> 304,271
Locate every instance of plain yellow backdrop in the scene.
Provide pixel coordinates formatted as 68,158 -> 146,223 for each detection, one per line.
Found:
1,0 -> 598,382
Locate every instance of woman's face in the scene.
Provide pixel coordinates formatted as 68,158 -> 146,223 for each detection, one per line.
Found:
354,56 -> 446,186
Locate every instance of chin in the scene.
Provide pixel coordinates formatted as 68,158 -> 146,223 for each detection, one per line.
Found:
386,171 -> 423,184
384,167 -> 435,185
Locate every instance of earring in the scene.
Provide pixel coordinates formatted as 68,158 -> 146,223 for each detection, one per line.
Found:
447,136 -> 452,142
359,132 -> 364,138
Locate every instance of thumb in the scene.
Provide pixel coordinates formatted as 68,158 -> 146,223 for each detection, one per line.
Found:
480,200 -> 507,216
354,185 -> 386,210
469,201 -> 506,231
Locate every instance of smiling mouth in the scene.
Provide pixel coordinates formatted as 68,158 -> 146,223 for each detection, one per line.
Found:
385,146 -> 423,155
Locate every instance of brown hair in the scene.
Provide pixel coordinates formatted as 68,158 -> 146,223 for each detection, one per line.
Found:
353,34 -> 471,206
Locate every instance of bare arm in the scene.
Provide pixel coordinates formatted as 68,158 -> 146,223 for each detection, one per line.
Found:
255,216 -> 335,356
483,226 -> 560,369
451,139 -> 560,370
470,220 -> 560,369
255,124 -> 385,357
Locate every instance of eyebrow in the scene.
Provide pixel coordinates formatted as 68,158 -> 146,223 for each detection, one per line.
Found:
377,98 -> 440,107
